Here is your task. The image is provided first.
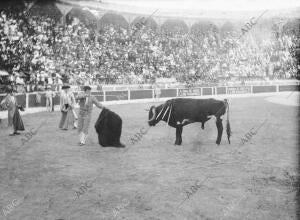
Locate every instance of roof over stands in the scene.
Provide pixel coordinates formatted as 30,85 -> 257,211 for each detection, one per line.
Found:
60,0 -> 300,20
282,18 -> 300,34
66,7 -> 98,28
99,12 -> 129,29
161,19 -> 189,34
221,21 -> 235,34
28,1 -> 62,21
190,21 -> 219,35
2,0 -> 297,35
131,16 -> 158,31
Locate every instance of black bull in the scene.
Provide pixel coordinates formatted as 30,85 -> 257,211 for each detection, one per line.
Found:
148,98 -> 231,145
95,108 -> 125,148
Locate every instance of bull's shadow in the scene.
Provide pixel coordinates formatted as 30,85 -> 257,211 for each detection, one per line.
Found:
94,108 -> 125,148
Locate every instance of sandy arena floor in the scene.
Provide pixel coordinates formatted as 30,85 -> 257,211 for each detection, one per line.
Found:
0,92 -> 299,220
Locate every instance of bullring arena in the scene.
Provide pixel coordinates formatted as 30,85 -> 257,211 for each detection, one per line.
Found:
0,87 -> 299,220
0,0 -> 300,219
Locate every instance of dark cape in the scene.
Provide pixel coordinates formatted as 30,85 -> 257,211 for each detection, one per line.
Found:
13,108 -> 25,131
95,108 -> 125,148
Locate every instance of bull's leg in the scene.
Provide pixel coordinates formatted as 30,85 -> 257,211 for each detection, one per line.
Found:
201,116 -> 211,129
201,123 -> 205,130
216,117 -> 223,145
175,126 -> 183,145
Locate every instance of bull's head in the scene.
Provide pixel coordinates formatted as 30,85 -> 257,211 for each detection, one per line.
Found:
148,105 -> 157,126
148,104 -> 167,126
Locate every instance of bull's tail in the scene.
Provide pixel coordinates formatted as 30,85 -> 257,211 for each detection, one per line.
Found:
224,99 -> 231,144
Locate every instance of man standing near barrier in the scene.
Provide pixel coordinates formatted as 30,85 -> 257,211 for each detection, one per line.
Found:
45,86 -> 54,112
0,86 -> 25,136
70,90 -> 78,129
59,85 -> 77,130
76,86 -> 104,146
59,85 -> 71,130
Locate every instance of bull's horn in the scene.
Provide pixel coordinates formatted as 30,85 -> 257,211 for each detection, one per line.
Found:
148,106 -> 156,122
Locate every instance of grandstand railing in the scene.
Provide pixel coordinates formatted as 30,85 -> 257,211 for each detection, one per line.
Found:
100,79 -> 299,91
0,83 -> 299,112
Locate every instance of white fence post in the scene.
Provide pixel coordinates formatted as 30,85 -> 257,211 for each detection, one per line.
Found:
128,89 -> 130,100
103,90 -> 106,102
26,93 -> 29,109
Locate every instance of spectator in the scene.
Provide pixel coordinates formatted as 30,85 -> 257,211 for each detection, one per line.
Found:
0,6 -> 298,89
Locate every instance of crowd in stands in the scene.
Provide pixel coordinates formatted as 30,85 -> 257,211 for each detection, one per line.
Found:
0,5 -> 299,92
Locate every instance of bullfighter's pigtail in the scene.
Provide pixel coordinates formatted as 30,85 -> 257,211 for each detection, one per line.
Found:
225,99 -> 231,144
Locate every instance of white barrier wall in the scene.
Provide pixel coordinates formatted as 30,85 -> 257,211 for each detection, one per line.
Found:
0,83 -> 299,116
